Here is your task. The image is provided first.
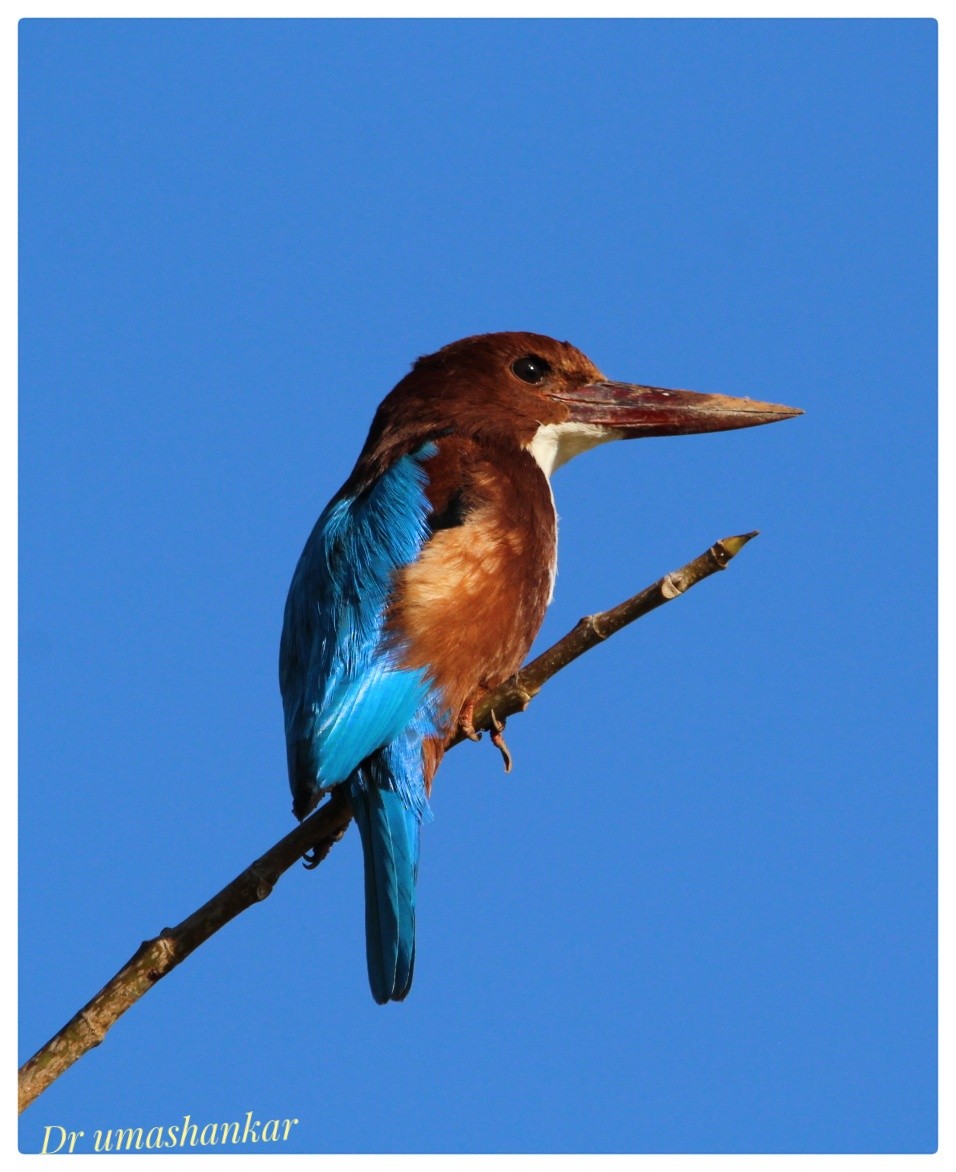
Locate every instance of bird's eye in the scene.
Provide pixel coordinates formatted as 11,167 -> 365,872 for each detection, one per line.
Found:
511,355 -> 551,384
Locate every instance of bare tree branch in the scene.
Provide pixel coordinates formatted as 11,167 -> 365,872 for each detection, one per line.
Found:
18,531 -> 758,1114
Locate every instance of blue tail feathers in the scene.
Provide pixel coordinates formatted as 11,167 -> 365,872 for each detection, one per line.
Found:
349,778 -> 420,1004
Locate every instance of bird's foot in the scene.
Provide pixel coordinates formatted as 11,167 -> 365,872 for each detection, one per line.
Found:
300,790 -> 349,869
457,699 -> 482,743
488,709 -> 513,774
302,846 -> 323,870
302,820 -> 348,869
458,700 -> 513,772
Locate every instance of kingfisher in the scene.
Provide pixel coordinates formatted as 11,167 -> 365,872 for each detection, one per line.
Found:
279,331 -> 800,1004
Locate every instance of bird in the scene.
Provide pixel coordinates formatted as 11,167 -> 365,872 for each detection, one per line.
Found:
279,331 -> 801,1004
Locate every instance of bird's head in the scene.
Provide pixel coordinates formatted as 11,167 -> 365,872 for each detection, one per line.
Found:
352,331 -> 802,482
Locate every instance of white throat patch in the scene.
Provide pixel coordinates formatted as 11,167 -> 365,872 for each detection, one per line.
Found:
526,421 -> 619,479
525,422 -> 617,606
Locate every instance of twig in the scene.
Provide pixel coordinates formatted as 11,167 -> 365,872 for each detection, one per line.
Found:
18,531 -> 758,1114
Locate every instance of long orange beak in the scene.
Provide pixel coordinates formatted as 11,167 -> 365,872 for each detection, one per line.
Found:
554,381 -> 803,437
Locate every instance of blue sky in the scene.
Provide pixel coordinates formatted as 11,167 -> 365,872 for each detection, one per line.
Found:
19,18 -> 936,1154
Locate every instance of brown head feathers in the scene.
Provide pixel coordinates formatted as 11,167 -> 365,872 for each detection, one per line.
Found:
343,332 -> 604,491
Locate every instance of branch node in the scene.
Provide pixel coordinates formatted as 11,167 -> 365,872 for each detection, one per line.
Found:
660,572 -> 685,600
580,614 -> 609,639
248,864 -> 275,902
76,1011 -> 106,1048
154,935 -> 177,964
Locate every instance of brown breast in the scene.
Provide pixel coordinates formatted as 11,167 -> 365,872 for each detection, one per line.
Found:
386,434 -> 556,745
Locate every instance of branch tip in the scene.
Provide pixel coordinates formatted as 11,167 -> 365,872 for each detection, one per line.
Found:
718,531 -> 759,558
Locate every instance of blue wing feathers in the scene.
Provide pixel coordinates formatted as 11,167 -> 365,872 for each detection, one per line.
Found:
279,444 -> 441,1003
314,665 -> 431,788
279,444 -> 441,809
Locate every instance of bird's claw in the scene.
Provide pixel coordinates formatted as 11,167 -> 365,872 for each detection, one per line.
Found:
459,701 -> 513,772
457,699 -> 482,743
302,822 -> 347,870
488,709 -> 513,774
